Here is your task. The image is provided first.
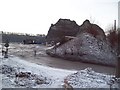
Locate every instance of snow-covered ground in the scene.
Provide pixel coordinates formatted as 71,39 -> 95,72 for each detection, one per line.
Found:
1,54 -> 120,89
0,55 -> 76,88
0,43 -> 120,89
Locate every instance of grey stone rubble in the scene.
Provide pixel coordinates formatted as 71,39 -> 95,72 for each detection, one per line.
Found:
65,68 -> 120,88
0,64 -> 50,88
46,19 -> 117,66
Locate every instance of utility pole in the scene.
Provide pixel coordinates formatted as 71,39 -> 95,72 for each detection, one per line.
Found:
115,1 -> 120,78
118,1 -> 120,28
114,20 -> 116,31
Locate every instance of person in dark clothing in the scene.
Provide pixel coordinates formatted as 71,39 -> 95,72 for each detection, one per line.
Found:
4,42 -> 9,58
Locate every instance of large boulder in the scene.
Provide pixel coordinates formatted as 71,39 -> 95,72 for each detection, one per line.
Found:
46,19 -> 79,44
46,20 -> 117,66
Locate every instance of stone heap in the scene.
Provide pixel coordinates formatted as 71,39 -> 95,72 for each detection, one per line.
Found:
46,19 -> 79,44
46,19 -> 117,66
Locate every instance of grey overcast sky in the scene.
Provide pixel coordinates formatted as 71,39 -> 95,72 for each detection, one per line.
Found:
0,0 -> 119,35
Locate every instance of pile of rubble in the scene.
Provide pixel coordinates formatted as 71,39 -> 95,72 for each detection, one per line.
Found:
46,19 -> 117,66
0,65 -> 50,87
64,68 -> 120,88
